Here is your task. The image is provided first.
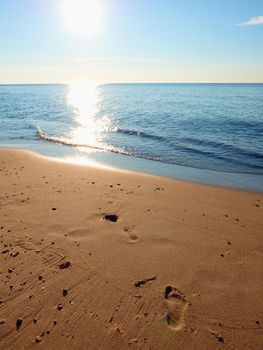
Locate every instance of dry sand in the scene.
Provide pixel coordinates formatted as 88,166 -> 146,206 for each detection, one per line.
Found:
0,149 -> 262,350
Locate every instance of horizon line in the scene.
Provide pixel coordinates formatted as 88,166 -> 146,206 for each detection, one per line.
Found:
1,82 -> 263,86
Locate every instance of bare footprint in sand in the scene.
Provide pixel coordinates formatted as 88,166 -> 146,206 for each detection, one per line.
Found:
124,226 -> 139,243
66,228 -> 92,240
164,285 -> 189,331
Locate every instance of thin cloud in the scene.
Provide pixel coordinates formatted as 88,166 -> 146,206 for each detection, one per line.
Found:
75,57 -> 177,64
238,16 -> 263,27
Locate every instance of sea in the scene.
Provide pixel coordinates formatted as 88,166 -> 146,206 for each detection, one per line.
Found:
0,83 -> 262,192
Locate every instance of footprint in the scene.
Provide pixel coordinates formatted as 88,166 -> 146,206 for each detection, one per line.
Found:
65,228 -> 92,240
164,286 -> 189,331
129,233 -> 139,243
124,226 -> 138,243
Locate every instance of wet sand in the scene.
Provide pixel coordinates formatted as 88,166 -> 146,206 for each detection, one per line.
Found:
0,149 -> 263,350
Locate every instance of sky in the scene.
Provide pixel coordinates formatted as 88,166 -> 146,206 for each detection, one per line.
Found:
0,0 -> 263,83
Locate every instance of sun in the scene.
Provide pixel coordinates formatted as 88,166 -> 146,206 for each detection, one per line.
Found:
60,0 -> 104,38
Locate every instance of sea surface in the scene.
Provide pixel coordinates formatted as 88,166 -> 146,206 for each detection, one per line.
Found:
0,83 -> 263,191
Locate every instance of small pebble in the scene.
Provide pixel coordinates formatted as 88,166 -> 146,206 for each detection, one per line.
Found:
59,261 -> 71,269
104,214 -> 118,222
35,335 -> 42,343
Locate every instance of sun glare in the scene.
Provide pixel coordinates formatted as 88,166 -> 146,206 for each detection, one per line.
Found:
60,0 -> 104,38
68,83 -> 111,147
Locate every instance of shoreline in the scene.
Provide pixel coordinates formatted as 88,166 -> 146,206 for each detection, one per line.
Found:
0,149 -> 263,349
1,145 -> 263,194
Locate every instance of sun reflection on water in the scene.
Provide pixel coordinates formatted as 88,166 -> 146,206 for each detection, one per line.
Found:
67,82 -> 111,150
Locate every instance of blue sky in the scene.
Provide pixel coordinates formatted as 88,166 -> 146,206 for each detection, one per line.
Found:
0,0 -> 262,83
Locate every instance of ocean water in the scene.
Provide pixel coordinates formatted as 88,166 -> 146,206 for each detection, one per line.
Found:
0,83 -> 263,191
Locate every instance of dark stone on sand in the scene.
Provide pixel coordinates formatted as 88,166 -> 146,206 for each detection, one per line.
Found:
63,289 -> 68,297
52,207 -> 57,211
8,268 -> 13,273
256,320 -> 260,325
104,214 -> 118,222
16,318 -> 23,331
59,261 -> 71,269
57,304 -> 63,310
38,275 -> 43,281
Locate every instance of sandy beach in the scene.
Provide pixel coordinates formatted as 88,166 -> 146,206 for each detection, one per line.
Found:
0,148 -> 262,350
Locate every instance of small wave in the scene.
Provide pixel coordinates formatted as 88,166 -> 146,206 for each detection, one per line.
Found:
114,127 -> 165,141
36,129 -> 164,162
36,129 -> 133,156
183,136 -> 263,160
114,128 -> 263,160
36,129 -> 263,174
